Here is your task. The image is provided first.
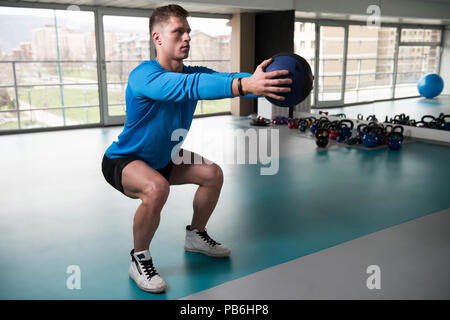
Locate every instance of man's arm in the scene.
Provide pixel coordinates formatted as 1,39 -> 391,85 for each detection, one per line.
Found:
185,63 -> 291,100
231,58 -> 293,101
129,58 -> 291,102
184,65 -> 258,97
130,67 -> 235,102
184,65 -> 245,78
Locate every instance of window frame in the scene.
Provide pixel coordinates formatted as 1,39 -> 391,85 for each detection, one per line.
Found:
0,1 -> 231,134
294,17 -> 444,108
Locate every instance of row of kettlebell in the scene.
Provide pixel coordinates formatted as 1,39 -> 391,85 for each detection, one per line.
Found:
294,116 -> 404,150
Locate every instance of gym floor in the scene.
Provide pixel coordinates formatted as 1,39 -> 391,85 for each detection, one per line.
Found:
0,96 -> 449,300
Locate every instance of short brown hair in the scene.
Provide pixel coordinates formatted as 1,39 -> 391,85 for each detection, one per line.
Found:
150,4 -> 189,33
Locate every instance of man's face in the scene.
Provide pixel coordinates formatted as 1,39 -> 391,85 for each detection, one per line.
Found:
155,16 -> 191,61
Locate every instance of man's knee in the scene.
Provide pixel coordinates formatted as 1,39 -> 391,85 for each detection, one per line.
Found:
204,164 -> 223,187
140,179 -> 170,207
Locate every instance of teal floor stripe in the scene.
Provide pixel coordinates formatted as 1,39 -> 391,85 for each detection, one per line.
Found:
0,141 -> 449,299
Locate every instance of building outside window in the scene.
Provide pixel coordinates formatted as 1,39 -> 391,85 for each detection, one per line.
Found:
0,7 -> 233,133
0,6 -> 98,131
184,17 -> 232,115
294,21 -> 442,107
395,28 -> 441,98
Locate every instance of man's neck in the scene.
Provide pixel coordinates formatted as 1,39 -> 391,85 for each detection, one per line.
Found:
156,56 -> 183,73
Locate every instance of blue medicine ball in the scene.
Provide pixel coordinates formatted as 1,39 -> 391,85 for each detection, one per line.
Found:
265,53 -> 313,107
417,73 -> 444,99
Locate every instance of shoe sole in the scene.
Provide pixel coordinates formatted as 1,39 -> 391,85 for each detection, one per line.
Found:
184,246 -> 230,258
129,269 -> 167,294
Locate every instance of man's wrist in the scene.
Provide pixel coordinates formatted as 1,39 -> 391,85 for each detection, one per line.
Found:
241,77 -> 251,96
237,77 -> 244,96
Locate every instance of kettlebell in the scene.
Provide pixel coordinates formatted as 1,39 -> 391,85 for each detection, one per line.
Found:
362,125 -> 378,148
362,132 -> 377,148
367,122 -> 384,145
421,115 -> 437,129
376,125 -> 386,145
310,122 -> 318,135
384,125 -> 393,144
394,114 -> 409,125
345,137 -> 359,145
307,117 -> 316,128
315,128 -> 329,148
392,125 -> 404,139
356,124 -> 368,144
439,115 -> 450,131
287,119 -> 294,129
387,125 -> 404,150
337,119 -> 354,143
393,125 -> 404,135
298,118 -> 308,132
310,117 -> 328,135
328,121 -> 340,140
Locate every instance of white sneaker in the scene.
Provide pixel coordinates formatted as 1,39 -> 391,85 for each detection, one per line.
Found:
184,225 -> 231,258
129,249 -> 167,293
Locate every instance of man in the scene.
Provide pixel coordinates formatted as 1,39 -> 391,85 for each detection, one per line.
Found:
101,4 -> 292,293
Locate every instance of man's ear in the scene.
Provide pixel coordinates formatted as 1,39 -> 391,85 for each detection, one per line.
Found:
152,31 -> 162,46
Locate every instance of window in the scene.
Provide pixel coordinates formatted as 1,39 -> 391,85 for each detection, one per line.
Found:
395,28 -> 441,98
102,15 -> 150,117
299,23 -> 305,32
102,15 -> 231,118
184,17 -> 231,115
0,6 -> 98,131
294,22 -> 316,105
0,6 -> 233,132
395,45 -> 440,98
401,28 -> 441,42
295,20 -> 442,107
318,25 -> 345,102
345,25 -> 397,104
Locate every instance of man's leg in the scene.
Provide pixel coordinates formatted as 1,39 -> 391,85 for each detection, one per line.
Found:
169,150 -> 230,258
168,149 -> 224,232
121,160 -> 169,293
121,160 -> 170,252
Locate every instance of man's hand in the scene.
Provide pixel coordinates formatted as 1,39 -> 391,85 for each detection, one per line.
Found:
233,58 -> 293,101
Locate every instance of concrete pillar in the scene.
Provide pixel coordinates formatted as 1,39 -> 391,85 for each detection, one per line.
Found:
231,12 -> 255,116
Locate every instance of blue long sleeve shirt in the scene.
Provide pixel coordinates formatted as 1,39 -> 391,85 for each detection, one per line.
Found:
105,59 -> 253,169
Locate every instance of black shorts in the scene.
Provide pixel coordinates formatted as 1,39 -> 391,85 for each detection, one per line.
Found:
101,154 -> 174,195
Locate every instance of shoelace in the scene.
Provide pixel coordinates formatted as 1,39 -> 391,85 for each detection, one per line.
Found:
140,259 -> 159,279
197,230 -> 221,247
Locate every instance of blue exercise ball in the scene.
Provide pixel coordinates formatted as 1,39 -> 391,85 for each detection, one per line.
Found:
417,73 -> 444,99
265,53 -> 313,107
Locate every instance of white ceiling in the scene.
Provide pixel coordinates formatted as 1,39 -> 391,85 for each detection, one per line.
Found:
3,0 -> 269,14
3,0 -> 450,24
